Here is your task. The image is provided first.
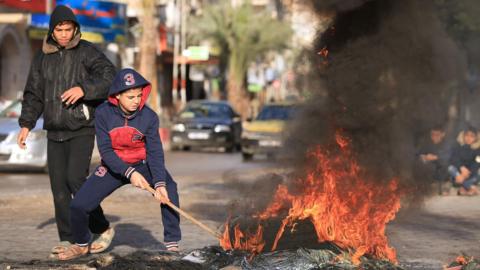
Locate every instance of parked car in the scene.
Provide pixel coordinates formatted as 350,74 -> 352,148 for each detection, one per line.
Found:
0,99 -> 101,172
170,100 -> 242,152
241,103 -> 296,161
0,99 -> 48,171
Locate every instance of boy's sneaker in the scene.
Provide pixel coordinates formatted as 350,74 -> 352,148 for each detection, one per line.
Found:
165,241 -> 179,252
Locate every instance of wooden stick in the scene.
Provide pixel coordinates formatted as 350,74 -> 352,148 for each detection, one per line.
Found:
145,185 -> 222,239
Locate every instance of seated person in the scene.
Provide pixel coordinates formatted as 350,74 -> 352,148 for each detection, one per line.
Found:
416,124 -> 450,194
448,126 -> 480,195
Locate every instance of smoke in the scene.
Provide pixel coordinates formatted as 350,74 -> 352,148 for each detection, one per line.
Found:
284,0 -> 466,203
222,0 -> 471,251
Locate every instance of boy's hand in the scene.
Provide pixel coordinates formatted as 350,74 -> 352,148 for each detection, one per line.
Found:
130,171 -> 149,190
154,186 -> 170,204
61,86 -> 84,105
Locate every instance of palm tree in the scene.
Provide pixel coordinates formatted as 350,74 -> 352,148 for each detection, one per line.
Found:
191,3 -> 292,118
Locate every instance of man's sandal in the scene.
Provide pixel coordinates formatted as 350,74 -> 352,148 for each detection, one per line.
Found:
90,227 -> 115,254
50,241 -> 71,254
57,244 -> 89,261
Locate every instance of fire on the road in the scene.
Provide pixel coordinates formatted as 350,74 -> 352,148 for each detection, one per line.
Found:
220,132 -> 402,265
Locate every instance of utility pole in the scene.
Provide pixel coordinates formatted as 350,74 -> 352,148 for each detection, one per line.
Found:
172,0 -> 180,105
180,0 -> 187,106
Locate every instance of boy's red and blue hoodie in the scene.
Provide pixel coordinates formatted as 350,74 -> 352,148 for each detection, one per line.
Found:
95,68 -> 167,189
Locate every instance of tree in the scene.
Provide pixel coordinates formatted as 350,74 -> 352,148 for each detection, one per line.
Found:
191,3 -> 292,118
435,0 -> 480,125
138,0 -> 160,113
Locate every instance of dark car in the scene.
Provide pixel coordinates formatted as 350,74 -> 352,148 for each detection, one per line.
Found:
170,100 -> 242,152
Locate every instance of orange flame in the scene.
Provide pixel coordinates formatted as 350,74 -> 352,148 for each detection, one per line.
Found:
455,255 -> 470,265
318,46 -> 330,66
221,219 -> 265,256
220,131 -> 402,264
318,46 -> 329,57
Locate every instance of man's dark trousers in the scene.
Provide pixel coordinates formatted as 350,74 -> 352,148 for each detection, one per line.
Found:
47,135 -> 109,243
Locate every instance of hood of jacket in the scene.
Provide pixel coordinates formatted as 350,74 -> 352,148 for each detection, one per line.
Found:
456,131 -> 480,149
48,5 -> 80,35
45,5 -> 81,51
108,68 -> 151,112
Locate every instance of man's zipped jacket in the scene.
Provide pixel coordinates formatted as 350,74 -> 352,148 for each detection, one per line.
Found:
19,12 -> 116,141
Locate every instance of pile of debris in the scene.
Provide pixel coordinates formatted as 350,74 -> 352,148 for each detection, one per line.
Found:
1,246 -> 404,270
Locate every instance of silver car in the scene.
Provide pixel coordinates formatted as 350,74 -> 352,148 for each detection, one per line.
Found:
0,100 -> 48,171
0,100 -> 101,172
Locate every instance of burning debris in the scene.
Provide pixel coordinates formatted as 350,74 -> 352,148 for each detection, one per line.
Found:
445,255 -> 480,270
219,132 -> 402,266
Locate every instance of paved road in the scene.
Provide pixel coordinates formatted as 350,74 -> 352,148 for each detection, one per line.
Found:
0,150 -> 278,261
1,150 -> 479,269
0,150 -> 274,196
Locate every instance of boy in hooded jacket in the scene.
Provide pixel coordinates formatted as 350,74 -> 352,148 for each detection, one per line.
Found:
58,68 -> 181,260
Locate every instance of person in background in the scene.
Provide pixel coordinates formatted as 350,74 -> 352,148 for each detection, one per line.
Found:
448,126 -> 480,196
58,68 -> 181,260
416,124 -> 451,195
17,5 -> 116,255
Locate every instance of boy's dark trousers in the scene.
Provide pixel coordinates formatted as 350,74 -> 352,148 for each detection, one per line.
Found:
47,135 -> 110,243
70,162 -> 181,245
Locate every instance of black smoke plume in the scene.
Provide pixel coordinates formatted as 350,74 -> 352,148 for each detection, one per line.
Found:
284,0 -> 466,203
224,0 -> 470,251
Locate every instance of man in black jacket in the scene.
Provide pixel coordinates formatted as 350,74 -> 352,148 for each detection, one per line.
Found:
17,5 -> 116,254
416,124 -> 450,194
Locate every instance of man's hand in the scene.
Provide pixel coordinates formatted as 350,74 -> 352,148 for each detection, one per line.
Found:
420,153 -> 438,162
154,186 -> 170,204
61,86 -> 84,106
17,127 -> 29,149
130,171 -> 150,190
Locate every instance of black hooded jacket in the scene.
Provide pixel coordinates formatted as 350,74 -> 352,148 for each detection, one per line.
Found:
19,5 -> 116,141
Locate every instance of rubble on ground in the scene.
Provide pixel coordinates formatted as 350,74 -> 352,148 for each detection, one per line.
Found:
0,245 -> 406,270
445,255 -> 480,270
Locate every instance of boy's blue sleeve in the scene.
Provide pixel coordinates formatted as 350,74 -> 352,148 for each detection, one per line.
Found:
145,112 -> 167,189
95,107 -> 136,178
